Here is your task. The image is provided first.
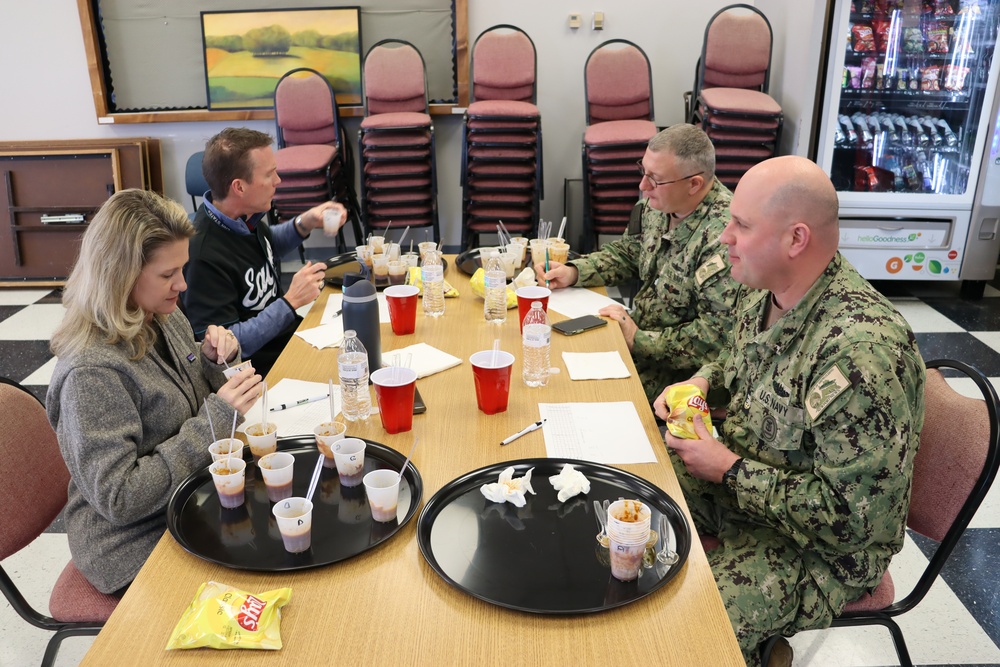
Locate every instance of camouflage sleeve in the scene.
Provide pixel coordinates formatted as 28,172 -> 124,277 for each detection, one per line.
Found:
569,233 -> 642,287
731,343 -> 924,572
630,263 -> 738,364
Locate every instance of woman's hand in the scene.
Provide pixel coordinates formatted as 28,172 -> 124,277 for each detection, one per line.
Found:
202,325 -> 239,365
216,365 -> 262,415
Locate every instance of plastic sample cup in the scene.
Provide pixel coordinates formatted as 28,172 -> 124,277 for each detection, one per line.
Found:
508,241 -> 527,270
606,499 -> 652,581
402,252 -> 420,269
371,367 -> 418,434
323,208 -> 343,236
209,438 -> 243,463
314,421 -> 347,468
372,254 -> 389,287
368,235 -> 386,255
385,242 -> 401,262
469,350 -> 515,415
387,260 -> 407,286
384,285 -> 419,335
222,360 -> 252,380
500,250 -> 517,278
209,458 -> 246,509
363,469 -> 402,523
516,286 -> 551,333
271,497 -> 313,553
258,452 -> 295,502
418,241 -> 437,263
529,239 -> 548,269
333,438 -> 367,487
547,242 -> 570,265
244,422 -> 278,460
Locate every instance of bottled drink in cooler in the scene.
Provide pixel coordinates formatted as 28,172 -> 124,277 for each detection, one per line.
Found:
339,330 -> 371,421
422,250 -> 445,317
521,301 -> 551,387
483,251 -> 507,324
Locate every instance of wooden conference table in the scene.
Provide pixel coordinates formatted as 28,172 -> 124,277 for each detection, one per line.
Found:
81,258 -> 743,666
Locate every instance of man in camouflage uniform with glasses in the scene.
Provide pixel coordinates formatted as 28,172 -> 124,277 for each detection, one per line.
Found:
537,124 -> 738,404
654,156 -> 925,667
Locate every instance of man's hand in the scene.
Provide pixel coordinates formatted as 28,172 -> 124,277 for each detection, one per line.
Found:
300,201 -> 347,234
664,414 -> 739,483
201,325 -> 240,365
598,305 -> 637,350
283,261 -> 327,309
653,377 -> 710,421
216,365 -> 263,415
534,260 -> 578,288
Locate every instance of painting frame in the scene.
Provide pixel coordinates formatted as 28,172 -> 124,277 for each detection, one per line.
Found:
200,6 -> 363,111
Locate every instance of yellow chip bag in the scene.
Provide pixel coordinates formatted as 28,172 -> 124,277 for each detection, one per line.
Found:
165,581 -> 292,650
406,266 -> 459,297
665,384 -> 712,439
469,268 -> 517,308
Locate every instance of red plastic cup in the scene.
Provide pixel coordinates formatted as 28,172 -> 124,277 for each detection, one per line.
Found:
470,350 -> 515,414
371,367 -> 417,434
384,285 -> 419,335
516,286 -> 551,333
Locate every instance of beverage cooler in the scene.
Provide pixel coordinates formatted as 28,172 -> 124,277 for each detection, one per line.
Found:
816,0 -> 1000,296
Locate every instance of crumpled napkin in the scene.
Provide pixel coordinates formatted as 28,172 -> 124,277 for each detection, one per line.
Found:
480,466 -> 535,507
548,464 -> 591,502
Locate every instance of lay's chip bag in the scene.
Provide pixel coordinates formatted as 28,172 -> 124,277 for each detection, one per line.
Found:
166,581 -> 292,650
665,384 -> 711,440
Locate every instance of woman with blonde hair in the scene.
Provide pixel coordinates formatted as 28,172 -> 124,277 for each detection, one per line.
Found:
47,188 -> 262,595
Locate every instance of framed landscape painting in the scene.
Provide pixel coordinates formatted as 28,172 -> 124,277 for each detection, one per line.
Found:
201,7 -> 362,110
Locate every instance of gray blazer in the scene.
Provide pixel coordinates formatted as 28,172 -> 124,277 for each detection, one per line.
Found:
47,311 -> 243,594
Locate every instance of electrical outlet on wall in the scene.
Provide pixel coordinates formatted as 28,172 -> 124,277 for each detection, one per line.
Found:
592,11 -> 604,30
568,13 -> 582,29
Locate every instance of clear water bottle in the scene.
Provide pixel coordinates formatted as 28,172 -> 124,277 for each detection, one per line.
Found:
338,330 -> 371,421
521,301 -> 551,387
483,251 -> 507,324
422,249 -> 445,317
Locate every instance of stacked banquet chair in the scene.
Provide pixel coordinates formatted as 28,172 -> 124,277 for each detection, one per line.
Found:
581,39 -> 657,253
357,39 -> 440,243
685,4 -> 782,191
461,24 -> 542,250
271,67 -> 362,252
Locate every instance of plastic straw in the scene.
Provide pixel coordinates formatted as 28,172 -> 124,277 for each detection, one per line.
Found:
383,219 -> 393,236
305,453 -> 325,504
492,338 -> 501,366
398,226 -> 410,248
557,216 -> 567,241
398,436 -> 419,482
328,378 -> 336,421
261,380 -> 268,423
204,398 -> 217,442
227,409 -> 238,468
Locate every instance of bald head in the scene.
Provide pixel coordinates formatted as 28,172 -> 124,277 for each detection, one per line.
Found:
740,156 -> 840,246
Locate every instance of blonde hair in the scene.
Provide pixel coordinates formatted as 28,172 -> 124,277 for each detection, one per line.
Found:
51,189 -> 194,360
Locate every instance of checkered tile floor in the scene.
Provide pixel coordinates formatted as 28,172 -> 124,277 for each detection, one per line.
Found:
2,274 -> 1000,666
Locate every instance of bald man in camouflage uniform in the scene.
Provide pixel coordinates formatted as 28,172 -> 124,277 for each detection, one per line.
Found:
538,124 -> 738,404
654,156 -> 925,667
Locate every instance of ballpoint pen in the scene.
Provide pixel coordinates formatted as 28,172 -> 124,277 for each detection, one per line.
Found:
545,248 -> 550,288
501,418 -> 547,446
270,394 -> 330,412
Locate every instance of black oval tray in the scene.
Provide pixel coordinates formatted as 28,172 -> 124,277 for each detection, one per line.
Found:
325,251 -> 447,290
454,247 -> 581,277
417,458 -> 690,614
166,436 -> 422,572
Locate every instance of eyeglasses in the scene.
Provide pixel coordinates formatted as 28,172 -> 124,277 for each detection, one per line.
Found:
636,160 -> 704,187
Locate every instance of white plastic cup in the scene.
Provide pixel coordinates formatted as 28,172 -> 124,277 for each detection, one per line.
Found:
272,497 -> 314,553
314,421 -> 347,468
363,469 -> 401,522
323,207 -> 343,236
258,452 -> 295,503
245,422 -> 277,460
209,458 -> 247,509
333,438 -> 367,487
222,360 -> 253,380
209,438 -> 243,463
606,499 -> 651,581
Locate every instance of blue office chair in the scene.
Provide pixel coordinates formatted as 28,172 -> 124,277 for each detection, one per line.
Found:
184,151 -> 208,215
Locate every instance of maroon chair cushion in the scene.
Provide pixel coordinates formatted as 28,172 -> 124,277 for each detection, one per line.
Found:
364,161 -> 431,176
700,88 -> 781,116
274,145 -> 338,173
49,560 -> 119,623
367,176 -> 432,190
467,133 -> 539,146
703,9 -> 771,86
364,43 -> 427,113
361,113 -> 432,130
275,71 -> 338,146
467,162 -> 536,177
472,28 -> 536,101
585,120 -> 657,146
362,130 -> 431,148
467,100 -> 540,118
467,118 -> 539,132
841,572 -> 896,613
468,146 -> 537,160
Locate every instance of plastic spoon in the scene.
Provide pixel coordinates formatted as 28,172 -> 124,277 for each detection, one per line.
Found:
657,514 -> 679,565
398,436 -> 419,482
305,453 -> 325,504
593,500 -> 609,547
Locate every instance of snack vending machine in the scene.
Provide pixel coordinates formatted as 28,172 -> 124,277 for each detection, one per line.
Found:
816,0 -> 1000,296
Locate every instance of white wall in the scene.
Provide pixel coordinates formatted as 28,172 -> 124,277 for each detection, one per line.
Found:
0,0 -> 825,250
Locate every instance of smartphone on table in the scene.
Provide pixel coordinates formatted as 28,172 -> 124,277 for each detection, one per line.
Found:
552,315 -> 608,336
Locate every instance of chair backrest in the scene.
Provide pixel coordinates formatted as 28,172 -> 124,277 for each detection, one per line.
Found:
362,39 -> 429,116
0,378 -> 69,561
584,39 -> 653,125
274,67 -> 341,148
470,24 -> 537,104
185,151 -> 208,209
698,4 -> 772,93
897,359 -> 1000,611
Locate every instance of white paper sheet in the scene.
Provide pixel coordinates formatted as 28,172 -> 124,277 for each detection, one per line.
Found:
547,287 -> 621,319
561,351 -> 631,380
539,402 -> 657,464
239,378 -> 344,438
322,293 -> 390,324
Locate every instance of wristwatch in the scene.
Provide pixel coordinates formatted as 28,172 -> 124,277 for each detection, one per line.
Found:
722,457 -> 743,494
293,215 -> 307,236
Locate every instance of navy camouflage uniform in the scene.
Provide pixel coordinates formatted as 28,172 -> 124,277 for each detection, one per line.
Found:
569,179 -> 738,403
677,253 -> 925,665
